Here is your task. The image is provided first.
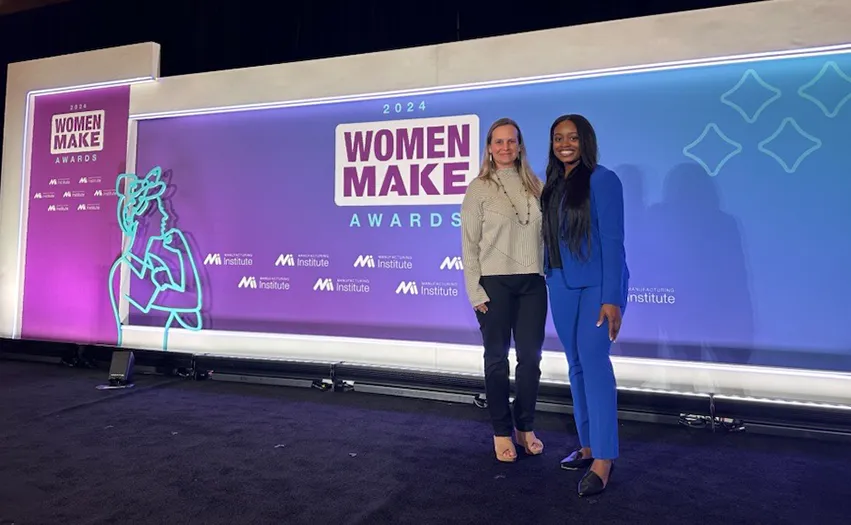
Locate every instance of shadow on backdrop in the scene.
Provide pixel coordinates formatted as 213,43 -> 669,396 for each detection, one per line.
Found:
610,162 -> 851,373
157,169 -> 213,331
640,162 -> 755,366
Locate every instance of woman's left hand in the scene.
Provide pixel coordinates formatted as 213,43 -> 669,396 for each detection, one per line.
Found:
597,304 -> 622,342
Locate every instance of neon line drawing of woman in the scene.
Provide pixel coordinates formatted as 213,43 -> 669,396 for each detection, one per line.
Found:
108,166 -> 203,350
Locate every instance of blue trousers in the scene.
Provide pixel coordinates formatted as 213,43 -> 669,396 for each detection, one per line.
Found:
547,272 -> 621,460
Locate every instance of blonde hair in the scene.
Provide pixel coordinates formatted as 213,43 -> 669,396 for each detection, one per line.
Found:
477,117 -> 543,198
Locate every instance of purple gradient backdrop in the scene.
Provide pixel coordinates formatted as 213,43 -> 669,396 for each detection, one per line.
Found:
132,107 -> 479,345
21,86 -> 130,344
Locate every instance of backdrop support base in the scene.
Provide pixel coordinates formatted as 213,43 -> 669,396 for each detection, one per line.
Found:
473,394 -> 488,409
96,379 -> 135,391
678,394 -> 747,433
311,379 -> 333,392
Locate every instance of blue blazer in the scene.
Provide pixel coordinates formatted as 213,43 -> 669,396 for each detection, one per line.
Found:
545,164 -> 630,307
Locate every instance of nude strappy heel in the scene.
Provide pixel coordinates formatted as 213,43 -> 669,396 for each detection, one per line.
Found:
514,430 -> 544,456
494,436 -> 518,462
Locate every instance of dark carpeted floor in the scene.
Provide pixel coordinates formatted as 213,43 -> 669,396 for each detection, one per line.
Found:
1,359 -> 849,525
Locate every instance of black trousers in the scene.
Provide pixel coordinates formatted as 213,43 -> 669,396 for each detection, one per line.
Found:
475,273 -> 548,437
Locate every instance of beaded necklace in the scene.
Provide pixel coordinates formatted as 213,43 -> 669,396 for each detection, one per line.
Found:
494,169 -> 531,226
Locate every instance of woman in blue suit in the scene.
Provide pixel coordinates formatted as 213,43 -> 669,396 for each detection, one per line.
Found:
540,114 -> 629,497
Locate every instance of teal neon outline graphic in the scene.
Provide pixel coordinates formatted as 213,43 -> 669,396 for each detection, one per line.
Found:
107,166 -> 203,350
798,61 -> 851,118
682,123 -> 743,177
757,117 -> 823,174
720,69 -> 782,124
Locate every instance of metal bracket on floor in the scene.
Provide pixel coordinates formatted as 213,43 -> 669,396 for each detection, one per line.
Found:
327,362 -> 353,393
678,393 -> 746,433
306,362 -> 338,392
473,394 -> 488,409
310,379 -> 334,391
187,356 -> 212,381
334,380 -> 355,393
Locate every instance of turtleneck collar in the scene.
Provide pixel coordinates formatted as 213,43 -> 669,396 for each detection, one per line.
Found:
494,166 -> 520,177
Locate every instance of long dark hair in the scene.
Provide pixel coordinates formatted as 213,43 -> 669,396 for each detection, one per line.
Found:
541,114 -> 599,259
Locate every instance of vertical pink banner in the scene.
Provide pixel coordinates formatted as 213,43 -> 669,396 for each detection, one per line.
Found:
21,85 -> 131,345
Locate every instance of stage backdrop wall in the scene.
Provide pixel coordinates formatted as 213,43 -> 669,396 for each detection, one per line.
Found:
131,49 -> 851,372
21,85 -> 130,344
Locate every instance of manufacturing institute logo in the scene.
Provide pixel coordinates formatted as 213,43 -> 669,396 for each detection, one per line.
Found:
627,286 -> 677,306
395,280 -> 459,298
237,275 -> 291,291
203,252 -> 254,266
275,253 -> 330,268
51,109 -> 105,164
335,114 -> 480,229
312,277 -> 370,293
352,254 -> 412,270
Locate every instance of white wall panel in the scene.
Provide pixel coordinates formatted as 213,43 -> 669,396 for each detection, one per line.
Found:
129,46 -> 439,117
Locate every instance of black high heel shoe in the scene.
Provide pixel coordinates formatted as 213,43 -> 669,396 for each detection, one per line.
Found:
578,461 -> 615,497
560,448 -> 593,470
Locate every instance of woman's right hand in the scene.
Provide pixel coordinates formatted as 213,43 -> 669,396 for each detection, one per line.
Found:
474,302 -> 489,314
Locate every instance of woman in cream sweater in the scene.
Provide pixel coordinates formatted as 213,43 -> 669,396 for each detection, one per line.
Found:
460,117 -> 547,463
